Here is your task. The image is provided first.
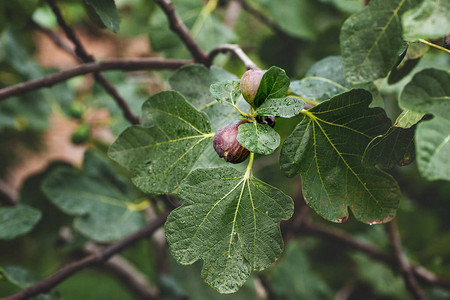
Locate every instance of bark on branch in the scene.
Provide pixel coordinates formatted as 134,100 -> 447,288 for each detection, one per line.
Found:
4,212 -> 169,300
0,58 -> 191,101
207,44 -> 259,70
154,0 -> 209,64
45,0 -> 140,124
387,220 -> 426,300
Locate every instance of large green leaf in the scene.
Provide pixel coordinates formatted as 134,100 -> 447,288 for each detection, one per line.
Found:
402,0 -> 450,41
415,117 -> 450,181
290,56 -> 380,103
399,69 -> 450,121
254,66 -> 290,107
280,89 -> 400,224
362,126 -> 416,168
165,166 -> 293,294
42,150 -> 145,242
0,205 -> 41,240
340,0 -> 417,83
169,65 -> 242,131
237,122 -> 280,155
84,0 -> 120,32
256,97 -> 305,118
108,91 -> 213,194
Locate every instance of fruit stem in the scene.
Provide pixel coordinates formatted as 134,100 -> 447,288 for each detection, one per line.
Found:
233,104 -> 248,117
418,39 -> 450,55
301,109 -> 317,121
244,152 -> 254,179
289,94 -> 320,106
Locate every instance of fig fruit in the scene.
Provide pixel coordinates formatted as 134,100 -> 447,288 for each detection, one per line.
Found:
71,123 -> 90,145
256,116 -> 276,128
240,69 -> 264,107
213,121 -> 250,164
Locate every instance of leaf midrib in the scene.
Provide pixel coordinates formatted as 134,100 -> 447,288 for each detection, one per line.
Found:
312,118 -> 384,209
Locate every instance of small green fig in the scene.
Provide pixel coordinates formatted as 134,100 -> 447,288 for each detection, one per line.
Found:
71,123 -> 90,145
240,69 -> 264,107
68,102 -> 84,120
213,121 -> 250,164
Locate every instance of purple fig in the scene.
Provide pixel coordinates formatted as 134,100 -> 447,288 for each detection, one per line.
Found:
213,121 -> 250,164
240,69 -> 264,107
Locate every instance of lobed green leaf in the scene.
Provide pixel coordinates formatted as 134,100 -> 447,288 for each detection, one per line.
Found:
281,89 -> 400,224
108,91 -> 213,194
165,167 -> 293,294
42,150 -> 145,242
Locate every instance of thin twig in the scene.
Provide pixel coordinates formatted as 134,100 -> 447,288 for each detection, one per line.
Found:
207,44 -> 259,70
58,227 -> 159,299
154,0 -> 209,64
386,220 -> 426,300
4,212 -> 169,300
45,0 -> 140,124
294,222 -> 450,290
0,179 -> 17,206
86,243 -> 160,299
0,58 -> 191,101
32,20 -> 79,60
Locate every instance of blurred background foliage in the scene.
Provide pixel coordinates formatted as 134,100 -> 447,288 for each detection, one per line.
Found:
0,0 -> 449,299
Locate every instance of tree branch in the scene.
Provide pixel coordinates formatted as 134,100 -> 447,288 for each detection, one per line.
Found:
207,44 -> 259,70
45,0 -> 140,125
294,222 -> 450,291
4,212 -> 169,300
386,220 -> 426,300
0,58 -> 191,101
154,0 -> 209,64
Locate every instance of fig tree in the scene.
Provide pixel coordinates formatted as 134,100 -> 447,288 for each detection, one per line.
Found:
213,121 -> 250,164
240,69 -> 264,107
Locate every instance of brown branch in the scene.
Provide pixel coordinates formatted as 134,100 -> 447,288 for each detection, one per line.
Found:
154,0 -> 209,64
386,220 -> 426,300
32,21 -> 79,61
5,212 -> 169,300
0,179 -> 17,206
294,222 -> 450,291
45,0 -> 140,125
0,58 -> 191,101
85,243 -> 160,300
207,44 -> 259,70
